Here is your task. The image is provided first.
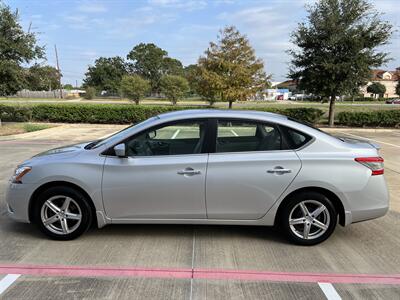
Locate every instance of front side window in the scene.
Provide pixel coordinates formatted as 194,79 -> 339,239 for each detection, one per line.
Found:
124,120 -> 206,156
216,120 -> 281,153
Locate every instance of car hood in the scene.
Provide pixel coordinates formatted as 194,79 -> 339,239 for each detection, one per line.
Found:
33,142 -> 89,158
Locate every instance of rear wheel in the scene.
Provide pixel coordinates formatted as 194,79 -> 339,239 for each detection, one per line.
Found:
280,192 -> 337,245
32,186 -> 92,240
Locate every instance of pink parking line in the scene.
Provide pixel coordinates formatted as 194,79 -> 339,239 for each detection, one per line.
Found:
0,264 -> 400,285
0,264 -> 190,279
194,269 -> 400,285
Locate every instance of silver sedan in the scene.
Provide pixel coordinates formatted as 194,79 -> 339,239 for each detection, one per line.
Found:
6,110 -> 389,245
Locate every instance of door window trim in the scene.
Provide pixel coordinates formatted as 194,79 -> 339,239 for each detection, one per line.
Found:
102,118 -> 212,157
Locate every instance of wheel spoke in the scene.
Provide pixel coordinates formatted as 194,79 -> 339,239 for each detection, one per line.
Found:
45,201 -> 61,213
299,202 -> 309,216
60,218 -> 69,234
43,214 -> 58,225
289,217 -> 306,225
313,219 -> 328,230
65,212 -> 81,221
311,205 -> 326,218
303,222 -> 311,239
61,197 -> 72,211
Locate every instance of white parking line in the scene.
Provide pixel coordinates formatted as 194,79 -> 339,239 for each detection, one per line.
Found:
171,129 -> 181,139
0,274 -> 20,295
230,129 -> 239,136
318,282 -> 342,300
189,229 -> 196,300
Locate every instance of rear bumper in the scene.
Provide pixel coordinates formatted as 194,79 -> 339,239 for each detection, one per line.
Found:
350,206 -> 389,224
344,175 -> 389,225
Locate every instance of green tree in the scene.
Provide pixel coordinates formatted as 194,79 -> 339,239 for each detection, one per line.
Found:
183,64 -> 201,96
198,26 -> 269,109
160,75 -> 189,105
367,82 -> 386,98
127,43 -> 184,94
396,69 -> 400,96
83,56 -> 128,94
120,75 -> 151,105
0,4 -> 44,96
63,84 -> 74,90
289,0 -> 393,126
25,64 -> 60,91
185,64 -> 218,105
162,57 -> 184,76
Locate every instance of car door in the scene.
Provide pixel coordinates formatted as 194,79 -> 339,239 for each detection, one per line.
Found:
102,119 -> 209,219
206,119 -> 302,220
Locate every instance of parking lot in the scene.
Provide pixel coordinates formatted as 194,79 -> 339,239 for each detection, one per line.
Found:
0,124 -> 399,299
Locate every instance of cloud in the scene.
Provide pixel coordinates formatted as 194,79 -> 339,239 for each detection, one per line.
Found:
64,14 -> 90,30
77,1 -> 107,13
147,0 -> 207,11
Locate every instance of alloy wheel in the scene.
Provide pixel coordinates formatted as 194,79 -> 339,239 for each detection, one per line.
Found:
288,200 -> 330,240
40,195 -> 82,235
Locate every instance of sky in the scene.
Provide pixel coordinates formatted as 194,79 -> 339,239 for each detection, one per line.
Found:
5,0 -> 400,85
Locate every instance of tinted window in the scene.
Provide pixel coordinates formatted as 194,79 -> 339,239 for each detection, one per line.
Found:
216,120 -> 281,153
281,126 -> 312,149
124,120 -> 206,156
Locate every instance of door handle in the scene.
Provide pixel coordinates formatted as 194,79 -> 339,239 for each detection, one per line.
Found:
177,168 -> 201,176
267,167 -> 292,174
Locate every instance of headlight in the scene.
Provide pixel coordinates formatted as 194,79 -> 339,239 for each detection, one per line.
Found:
12,166 -> 31,184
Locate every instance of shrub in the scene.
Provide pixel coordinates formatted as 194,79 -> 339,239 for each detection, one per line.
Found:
160,75 -> 189,105
84,87 -> 96,100
0,103 -> 324,125
27,104 -> 193,124
0,104 -> 32,122
337,110 -> 400,127
120,75 -> 150,105
244,107 -> 324,124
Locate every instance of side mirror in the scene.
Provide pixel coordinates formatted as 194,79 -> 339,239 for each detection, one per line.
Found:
148,130 -> 157,139
114,143 -> 126,157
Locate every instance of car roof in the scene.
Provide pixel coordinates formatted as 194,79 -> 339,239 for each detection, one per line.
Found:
157,109 -> 288,122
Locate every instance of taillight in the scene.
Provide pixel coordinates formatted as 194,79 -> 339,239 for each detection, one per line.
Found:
355,157 -> 384,175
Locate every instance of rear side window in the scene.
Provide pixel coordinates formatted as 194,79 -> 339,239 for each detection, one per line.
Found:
216,120 -> 281,153
280,126 -> 312,149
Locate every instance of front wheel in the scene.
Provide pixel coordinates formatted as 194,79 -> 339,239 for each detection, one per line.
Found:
32,186 -> 93,240
280,192 -> 337,245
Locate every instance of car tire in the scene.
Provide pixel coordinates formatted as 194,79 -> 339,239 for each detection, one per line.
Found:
32,186 -> 92,240
280,191 -> 337,246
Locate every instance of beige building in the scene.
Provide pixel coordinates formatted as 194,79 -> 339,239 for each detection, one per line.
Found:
361,68 -> 399,98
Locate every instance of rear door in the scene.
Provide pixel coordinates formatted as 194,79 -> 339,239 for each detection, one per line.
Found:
206,119 -> 302,220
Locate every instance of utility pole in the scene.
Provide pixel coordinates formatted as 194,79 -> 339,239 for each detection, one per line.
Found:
54,44 -> 63,99
76,80 -> 78,89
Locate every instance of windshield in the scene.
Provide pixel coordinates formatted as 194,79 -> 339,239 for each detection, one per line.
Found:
85,116 -> 159,149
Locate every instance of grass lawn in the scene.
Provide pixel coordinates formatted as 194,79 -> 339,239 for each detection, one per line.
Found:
0,123 -> 55,136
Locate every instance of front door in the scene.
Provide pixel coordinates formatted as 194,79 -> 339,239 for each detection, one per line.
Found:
102,120 -> 208,219
206,119 -> 302,219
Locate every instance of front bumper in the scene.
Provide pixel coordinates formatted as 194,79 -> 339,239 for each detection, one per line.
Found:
5,182 -> 35,223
